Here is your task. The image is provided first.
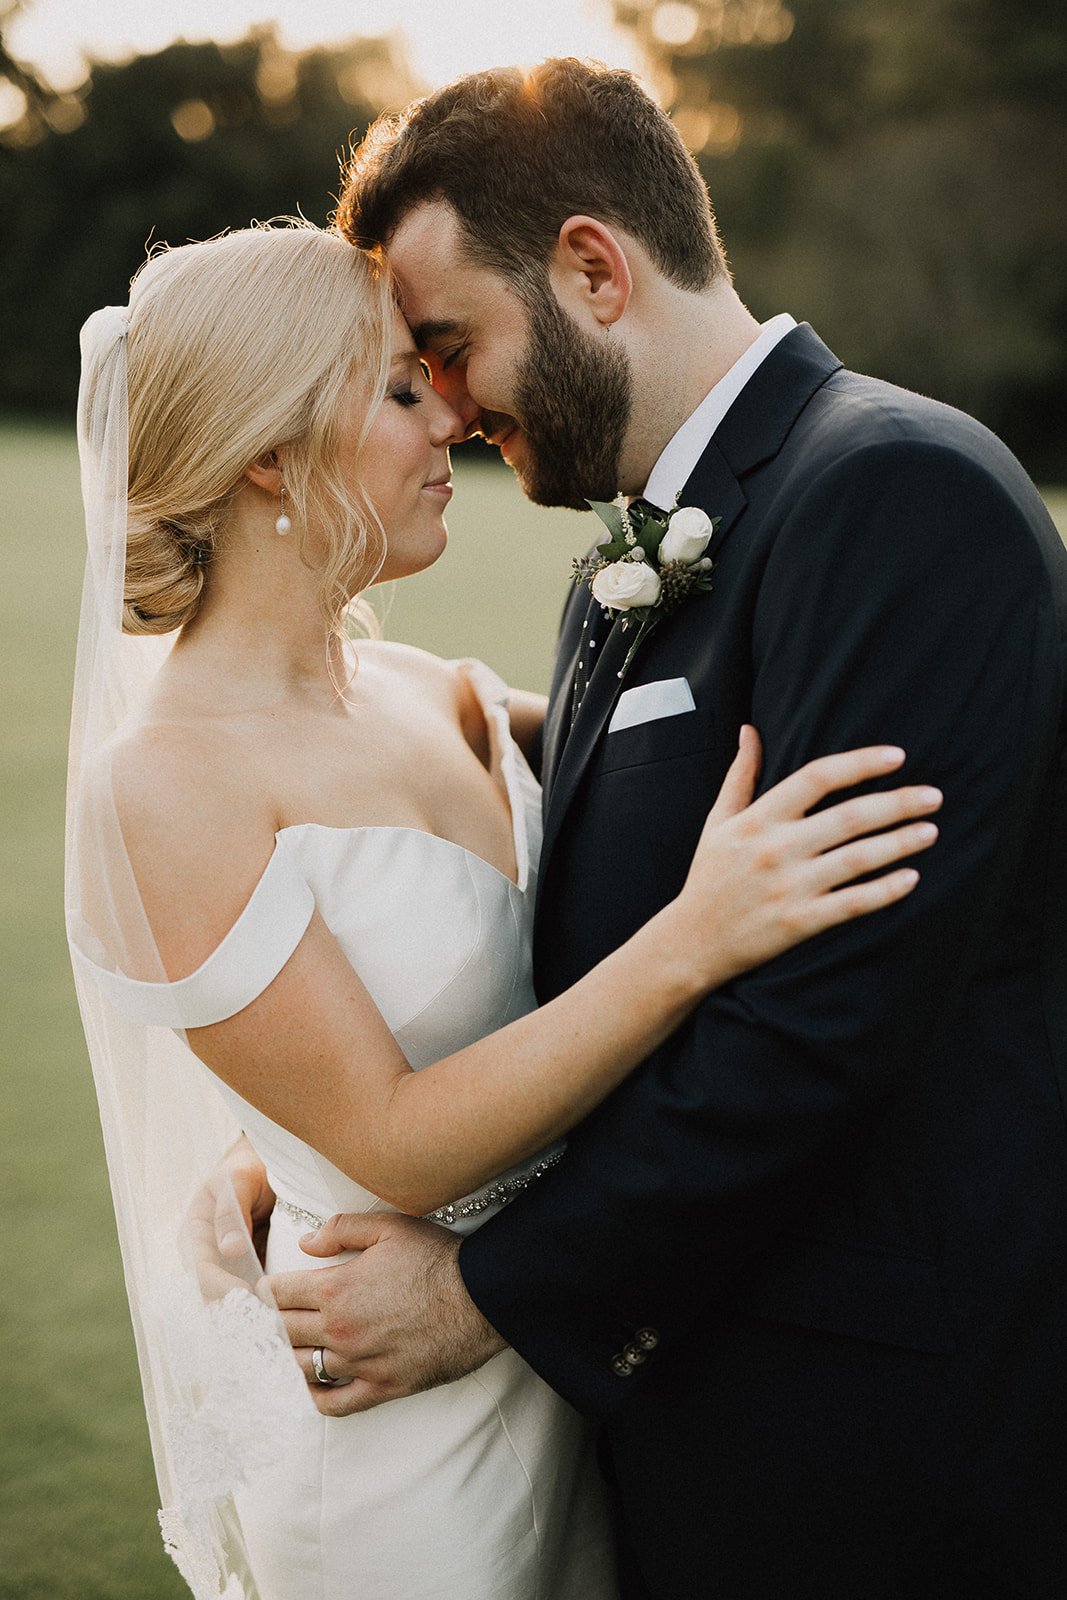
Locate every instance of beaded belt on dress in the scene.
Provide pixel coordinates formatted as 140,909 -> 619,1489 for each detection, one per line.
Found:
272,1148 -> 564,1232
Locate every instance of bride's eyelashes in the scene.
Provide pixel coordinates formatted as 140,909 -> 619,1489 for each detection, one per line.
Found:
390,359 -> 440,406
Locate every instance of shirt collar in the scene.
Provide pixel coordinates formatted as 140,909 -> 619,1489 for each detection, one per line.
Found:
641,313 -> 798,510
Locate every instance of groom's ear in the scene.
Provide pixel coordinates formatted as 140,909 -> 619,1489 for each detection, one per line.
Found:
551,216 -> 633,330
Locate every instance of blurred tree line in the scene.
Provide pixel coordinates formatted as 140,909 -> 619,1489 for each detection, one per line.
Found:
1,0 -> 1065,473
0,6 -> 417,413
618,0 -> 1067,475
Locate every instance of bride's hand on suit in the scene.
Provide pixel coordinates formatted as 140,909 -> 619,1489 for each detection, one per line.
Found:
673,726 -> 940,988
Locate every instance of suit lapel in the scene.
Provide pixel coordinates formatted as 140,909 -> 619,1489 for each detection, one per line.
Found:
537,324 -> 844,899
538,443 -> 746,894
541,586 -> 590,797
713,322 -> 842,475
537,604 -> 629,900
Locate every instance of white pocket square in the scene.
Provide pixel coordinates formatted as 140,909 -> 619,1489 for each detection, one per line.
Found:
608,676 -> 696,734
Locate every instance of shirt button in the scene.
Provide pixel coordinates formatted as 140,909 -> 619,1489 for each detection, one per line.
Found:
611,1354 -> 634,1378
623,1343 -> 647,1365
635,1328 -> 660,1351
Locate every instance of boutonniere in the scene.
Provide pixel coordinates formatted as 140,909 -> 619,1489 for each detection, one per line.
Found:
571,498 -> 719,680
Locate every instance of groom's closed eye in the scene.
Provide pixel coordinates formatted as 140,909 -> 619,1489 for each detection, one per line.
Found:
412,317 -> 465,356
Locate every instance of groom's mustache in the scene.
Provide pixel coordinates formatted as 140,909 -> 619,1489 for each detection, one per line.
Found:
477,409 -> 518,446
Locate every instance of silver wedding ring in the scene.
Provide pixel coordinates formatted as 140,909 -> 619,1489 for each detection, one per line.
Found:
312,1346 -> 343,1386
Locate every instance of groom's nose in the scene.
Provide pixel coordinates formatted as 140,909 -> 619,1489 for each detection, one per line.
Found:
432,367 -> 482,440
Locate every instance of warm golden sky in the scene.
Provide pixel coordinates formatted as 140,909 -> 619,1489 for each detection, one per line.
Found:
9,0 -> 644,90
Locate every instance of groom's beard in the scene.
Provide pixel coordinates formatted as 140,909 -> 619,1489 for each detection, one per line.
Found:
508,289 -> 634,510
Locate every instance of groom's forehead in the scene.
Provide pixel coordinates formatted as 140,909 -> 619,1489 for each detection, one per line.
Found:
390,259 -> 460,332
386,199 -> 529,348
386,201 -> 497,330
393,275 -> 469,354
386,203 -> 465,298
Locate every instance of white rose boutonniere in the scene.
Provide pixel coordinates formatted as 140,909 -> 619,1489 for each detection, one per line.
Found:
658,505 -> 715,565
590,558 -> 663,611
572,497 -> 719,680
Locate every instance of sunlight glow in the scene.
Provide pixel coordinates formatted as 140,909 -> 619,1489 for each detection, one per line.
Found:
650,3 -> 701,48
8,0 -> 645,94
0,79 -> 27,128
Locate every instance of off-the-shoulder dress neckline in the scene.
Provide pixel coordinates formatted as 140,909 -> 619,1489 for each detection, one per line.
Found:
271,657 -> 532,894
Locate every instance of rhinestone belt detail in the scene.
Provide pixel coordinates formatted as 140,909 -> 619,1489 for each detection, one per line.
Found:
273,1149 -> 565,1234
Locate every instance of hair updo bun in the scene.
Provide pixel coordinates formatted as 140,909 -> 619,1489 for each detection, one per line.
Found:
123,514 -> 209,635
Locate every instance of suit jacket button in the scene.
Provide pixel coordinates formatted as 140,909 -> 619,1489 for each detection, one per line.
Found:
611,1354 -> 634,1377
635,1328 -> 659,1351
623,1343 -> 646,1364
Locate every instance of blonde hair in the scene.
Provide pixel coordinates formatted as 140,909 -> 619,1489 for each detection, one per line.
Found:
120,221 -> 393,639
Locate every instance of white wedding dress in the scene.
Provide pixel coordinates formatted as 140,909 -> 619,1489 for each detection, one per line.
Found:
76,661 -> 617,1600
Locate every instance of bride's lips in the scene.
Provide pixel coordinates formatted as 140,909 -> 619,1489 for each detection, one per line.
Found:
422,475 -> 453,501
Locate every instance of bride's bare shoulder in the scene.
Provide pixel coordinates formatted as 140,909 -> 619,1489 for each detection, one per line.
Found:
356,637 -> 448,675
107,714 -> 253,828
355,639 -> 470,701
100,717 -> 279,975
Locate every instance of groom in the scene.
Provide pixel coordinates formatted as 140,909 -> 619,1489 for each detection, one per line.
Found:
261,61 -> 1067,1597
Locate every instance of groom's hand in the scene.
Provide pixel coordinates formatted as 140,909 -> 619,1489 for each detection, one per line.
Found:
268,1213 -> 507,1417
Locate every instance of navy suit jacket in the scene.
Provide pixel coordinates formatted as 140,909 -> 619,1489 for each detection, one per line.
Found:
460,326 -> 1067,1597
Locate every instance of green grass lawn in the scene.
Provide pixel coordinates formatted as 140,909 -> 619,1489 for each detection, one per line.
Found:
1,417 -> 1064,1599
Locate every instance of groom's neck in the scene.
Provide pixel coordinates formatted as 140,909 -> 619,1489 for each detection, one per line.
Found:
617,280 -> 761,495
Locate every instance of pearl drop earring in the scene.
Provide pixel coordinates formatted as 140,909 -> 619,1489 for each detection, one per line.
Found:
275,486 -> 292,536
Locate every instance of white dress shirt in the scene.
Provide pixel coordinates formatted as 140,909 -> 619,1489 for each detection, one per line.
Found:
641,313 -> 798,510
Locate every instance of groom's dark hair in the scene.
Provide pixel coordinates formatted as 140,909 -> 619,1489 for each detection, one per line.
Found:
337,57 -> 728,297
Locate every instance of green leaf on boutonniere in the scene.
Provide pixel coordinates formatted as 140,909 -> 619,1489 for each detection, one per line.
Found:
633,524 -> 665,562
587,499 -> 626,547
587,497 -> 670,563
625,499 -> 668,554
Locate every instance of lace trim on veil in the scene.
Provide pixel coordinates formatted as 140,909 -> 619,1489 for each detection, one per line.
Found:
150,1244 -> 311,1599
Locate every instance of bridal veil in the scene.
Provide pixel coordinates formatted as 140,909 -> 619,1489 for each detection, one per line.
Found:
65,306 -> 310,1600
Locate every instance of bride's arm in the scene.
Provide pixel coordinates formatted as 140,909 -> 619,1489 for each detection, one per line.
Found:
120,732 -> 939,1215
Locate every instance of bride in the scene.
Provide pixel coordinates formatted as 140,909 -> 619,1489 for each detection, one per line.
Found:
66,222 -> 940,1600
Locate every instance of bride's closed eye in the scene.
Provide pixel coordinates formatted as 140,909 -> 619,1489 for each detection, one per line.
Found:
389,359 -> 435,407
